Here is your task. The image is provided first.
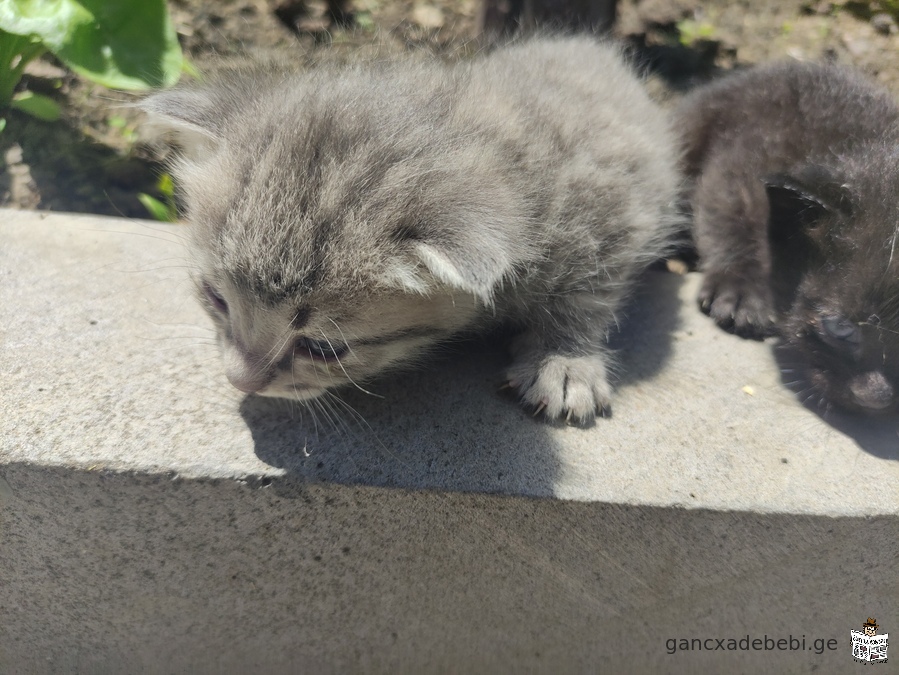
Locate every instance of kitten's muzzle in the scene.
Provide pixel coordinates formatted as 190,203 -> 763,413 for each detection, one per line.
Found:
226,370 -> 271,394
225,352 -> 274,394
848,371 -> 895,411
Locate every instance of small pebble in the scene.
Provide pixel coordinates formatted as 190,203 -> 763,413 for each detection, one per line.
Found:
412,4 -> 444,28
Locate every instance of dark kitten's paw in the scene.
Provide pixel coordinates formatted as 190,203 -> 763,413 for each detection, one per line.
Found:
698,273 -> 777,339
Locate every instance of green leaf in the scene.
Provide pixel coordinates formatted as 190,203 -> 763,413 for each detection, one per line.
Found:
181,57 -> 201,81
355,11 -> 375,31
0,0 -> 90,46
0,27 -> 45,104
10,89 -> 59,119
676,19 -> 716,46
0,0 -> 183,90
157,172 -> 174,197
138,193 -> 175,222
0,117 -> 6,132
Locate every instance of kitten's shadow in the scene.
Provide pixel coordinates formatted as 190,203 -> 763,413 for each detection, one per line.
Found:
241,338 -> 563,496
611,270 -> 684,387
241,272 -> 684,495
774,345 -> 899,460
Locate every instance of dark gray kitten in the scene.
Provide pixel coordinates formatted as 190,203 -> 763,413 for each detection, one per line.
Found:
141,37 -> 680,422
678,61 -> 899,414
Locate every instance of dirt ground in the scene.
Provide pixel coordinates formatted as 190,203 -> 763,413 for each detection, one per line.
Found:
3,0 -> 899,217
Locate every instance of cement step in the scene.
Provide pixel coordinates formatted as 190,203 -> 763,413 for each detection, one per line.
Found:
1,209 -> 896,673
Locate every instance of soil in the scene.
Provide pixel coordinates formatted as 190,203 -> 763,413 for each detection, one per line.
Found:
4,0 -> 899,218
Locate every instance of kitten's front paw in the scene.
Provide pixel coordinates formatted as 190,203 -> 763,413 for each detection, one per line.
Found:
698,272 -> 776,339
507,353 -> 613,423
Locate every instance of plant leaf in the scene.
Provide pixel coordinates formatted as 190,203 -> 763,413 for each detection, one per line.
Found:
0,27 -> 46,104
10,90 -> 60,120
0,0 -> 91,47
0,0 -> 183,90
137,192 -> 178,223
138,193 -> 175,222
157,172 -> 174,197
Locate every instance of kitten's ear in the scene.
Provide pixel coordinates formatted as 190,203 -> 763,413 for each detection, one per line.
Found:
411,240 -> 514,303
765,165 -> 853,234
139,89 -> 224,161
387,216 -> 531,304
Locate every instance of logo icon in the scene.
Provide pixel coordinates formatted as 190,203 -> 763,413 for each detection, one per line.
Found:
851,618 -> 889,663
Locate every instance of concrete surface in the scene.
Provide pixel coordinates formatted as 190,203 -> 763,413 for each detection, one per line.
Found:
1,209 -> 897,673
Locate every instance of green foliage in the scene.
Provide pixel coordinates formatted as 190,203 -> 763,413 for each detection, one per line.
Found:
0,0 -> 183,119
841,0 -> 899,20
676,19 -> 716,46
106,113 -> 137,144
355,11 -> 375,31
9,89 -> 59,119
138,172 -> 178,222
0,27 -> 43,106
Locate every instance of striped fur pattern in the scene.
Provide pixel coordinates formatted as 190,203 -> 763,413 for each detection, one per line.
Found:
141,36 -> 681,422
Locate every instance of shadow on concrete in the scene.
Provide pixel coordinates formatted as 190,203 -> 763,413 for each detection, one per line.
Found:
241,337 -> 563,497
242,272 -> 683,494
611,270 -> 685,388
773,345 -> 899,460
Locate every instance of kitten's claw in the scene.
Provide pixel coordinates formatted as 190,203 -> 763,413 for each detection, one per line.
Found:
507,351 -> 613,424
698,272 -> 777,339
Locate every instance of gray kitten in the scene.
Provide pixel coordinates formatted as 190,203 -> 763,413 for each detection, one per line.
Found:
141,37 -> 680,422
678,62 -> 899,414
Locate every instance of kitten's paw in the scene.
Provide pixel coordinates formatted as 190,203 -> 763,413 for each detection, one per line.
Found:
698,272 -> 776,339
507,353 -> 613,423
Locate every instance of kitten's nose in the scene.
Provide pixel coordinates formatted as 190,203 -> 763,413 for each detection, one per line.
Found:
226,371 -> 269,393
849,371 -> 894,410
225,355 -> 271,394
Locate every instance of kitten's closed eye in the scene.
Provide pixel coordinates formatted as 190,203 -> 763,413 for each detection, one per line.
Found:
203,283 -> 228,315
294,336 -> 348,362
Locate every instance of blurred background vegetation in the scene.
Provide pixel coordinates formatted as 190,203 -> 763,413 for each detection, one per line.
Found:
1,0 -> 898,220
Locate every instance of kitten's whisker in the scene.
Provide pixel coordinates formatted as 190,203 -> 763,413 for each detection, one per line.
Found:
305,346 -> 329,392
82,227 -> 186,247
326,318 -> 357,356
261,322 -> 299,370
318,328 -> 384,399
306,398 -> 328,436
311,395 -> 344,438
321,395 -> 355,441
326,392 -> 411,469
303,399 -> 321,442
887,224 -> 898,272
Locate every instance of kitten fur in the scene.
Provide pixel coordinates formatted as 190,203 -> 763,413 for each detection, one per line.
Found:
677,61 -> 899,414
141,36 -> 680,422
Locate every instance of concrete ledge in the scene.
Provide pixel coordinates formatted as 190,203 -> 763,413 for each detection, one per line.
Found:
1,209 -> 897,672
